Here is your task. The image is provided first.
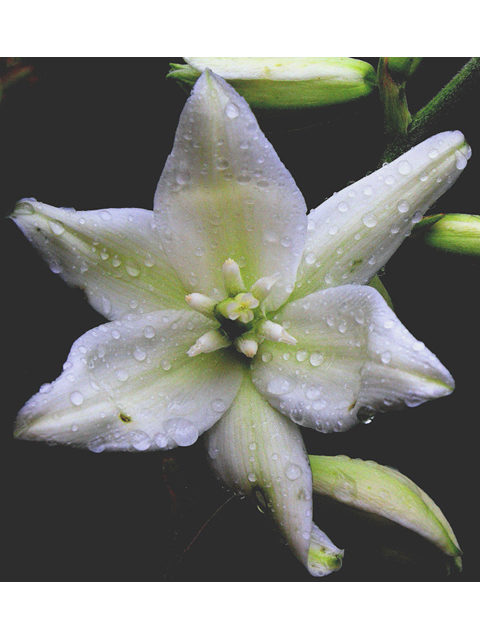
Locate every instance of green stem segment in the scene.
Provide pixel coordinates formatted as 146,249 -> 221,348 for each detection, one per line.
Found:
379,57 -> 480,164
409,57 -> 480,146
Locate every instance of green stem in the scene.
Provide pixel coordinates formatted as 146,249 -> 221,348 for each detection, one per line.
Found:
409,57 -> 480,145
379,58 -> 480,165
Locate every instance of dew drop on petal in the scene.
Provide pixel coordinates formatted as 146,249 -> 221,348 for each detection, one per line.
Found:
362,213 -> 378,228
70,391 -> 84,406
133,346 -> 147,362
88,437 -> 106,453
211,398 -> 227,413
225,102 -> 240,119
285,464 -> 303,480
397,160 -> 411,175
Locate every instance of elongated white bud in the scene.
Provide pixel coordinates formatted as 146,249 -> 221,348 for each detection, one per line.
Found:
187,330 -> 231,357
257,319 -> 297,345
185,293 -> 217,318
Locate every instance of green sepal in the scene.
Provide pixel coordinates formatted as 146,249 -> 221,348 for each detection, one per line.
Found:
368,274 -> 394,309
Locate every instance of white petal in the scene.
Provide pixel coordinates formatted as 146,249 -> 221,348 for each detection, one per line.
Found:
154,70 -> 307,311
251,285 -> 453,433
11,200 -> 187,320
310,455 -> 462,566
15,309 -> 243,451
293,131 -> 471,299
205,375 -> 341,576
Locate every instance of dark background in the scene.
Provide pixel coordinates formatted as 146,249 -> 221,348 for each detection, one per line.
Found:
2,58 -> 479,581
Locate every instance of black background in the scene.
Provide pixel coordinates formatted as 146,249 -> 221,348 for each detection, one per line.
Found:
2,58 -> 479,581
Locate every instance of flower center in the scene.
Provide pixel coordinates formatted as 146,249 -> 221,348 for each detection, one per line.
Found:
185,259 -> 296,358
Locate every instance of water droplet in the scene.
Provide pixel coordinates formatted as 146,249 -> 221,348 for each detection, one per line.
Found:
296,349 -> 309,362
397,160 -> 411,175
247,472 -> 257,483
309,352 -> 324,367
50,260 -> 62,274
338,321 -> 347,333
363,185 -> 374,196
362,213 -> 378,228
338,202 -> 349,213
381,350 -> 391,364
133,345 -> 147,362
211,399 -> 227,413
248,442 -> 257,451
160,359 -> 171,371
176,170 -> 191,185
129,430 -> 151,451
225,102 -> 240,119
305,252 -> 316,265
99,210 -> 112,221
125,262 -> 140,277
385,175 -> 396,185
285,464 -> 302,480
357,406 -> 376,424
116,370 -> 129,381
428,148 -> 439,159
165,418 -> 198,447
412,210 -> 423,224
49,220 -> 65,236
419,171 -> 429,182
154,433 -> 169,449
261,351 -> 273,363
143,325 -> 156,339
88,437 -> 106,453
70,391 -> 84,406
266,377 -> 296,396
216,158 -> 229,170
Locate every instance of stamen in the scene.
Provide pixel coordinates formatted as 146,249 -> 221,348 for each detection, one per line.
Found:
235,333 -> 259,358
250,273 -> 281,302
222,258 -> 245,296
185,293 -> 217,318
257,319 -> 297,345
187,329 -> 231,357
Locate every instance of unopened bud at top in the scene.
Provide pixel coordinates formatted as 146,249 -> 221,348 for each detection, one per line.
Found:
168,57 -> 377,112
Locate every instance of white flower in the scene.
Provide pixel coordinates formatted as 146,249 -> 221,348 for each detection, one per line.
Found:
11,70 -> 470,576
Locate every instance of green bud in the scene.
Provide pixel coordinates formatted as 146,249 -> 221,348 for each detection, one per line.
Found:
421,214 -> 480,256
310,455 -> 462,569
386,57 -> 422,83
168,57 -> 377,111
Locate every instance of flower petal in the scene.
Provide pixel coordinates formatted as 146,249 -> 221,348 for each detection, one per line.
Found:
251,285 -> 453,433
310,455 -> 462,567
293,131 -> 471,299
15,309 -> 243,451
11,200 -> 187,320
153,70 -> 307,311
205,375 -> 342,576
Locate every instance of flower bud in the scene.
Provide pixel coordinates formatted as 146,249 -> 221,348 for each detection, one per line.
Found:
168,57 -> 377,111
421,214 -> 480,256
385,57 -> 422,83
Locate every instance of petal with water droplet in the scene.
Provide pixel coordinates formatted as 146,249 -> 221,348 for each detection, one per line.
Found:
11,201 -> 187,320
293,131 -> 471,299
14,309 -> 243,451
251,285 -> 453,433
206,375 -> 341,576
154,70 -> 307,310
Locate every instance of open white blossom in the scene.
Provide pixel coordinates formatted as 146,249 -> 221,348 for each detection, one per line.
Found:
12,70 -> 470,576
